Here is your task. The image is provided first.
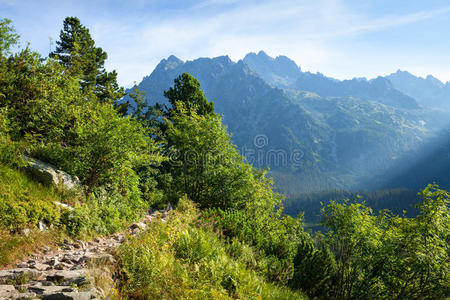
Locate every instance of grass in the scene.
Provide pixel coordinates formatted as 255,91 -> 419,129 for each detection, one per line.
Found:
116,198 -> 308,299
0,229 -> 61,268
0,163 -> 72,267
0,163 -> 63,231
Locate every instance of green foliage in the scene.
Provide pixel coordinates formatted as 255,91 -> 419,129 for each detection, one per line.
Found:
50,17 -> 124,103
116,198 -> 306,299
0,18 -> 19,57
319,184 -> 450,299
174,228 -> 222,263
164,72 -> 214,117
0,164 -> 61,230
61,188 -> 141,236
0,19 -> 164,237
164,105 -> 259,209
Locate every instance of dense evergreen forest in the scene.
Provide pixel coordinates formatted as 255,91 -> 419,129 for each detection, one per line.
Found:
0,17 -> 449,299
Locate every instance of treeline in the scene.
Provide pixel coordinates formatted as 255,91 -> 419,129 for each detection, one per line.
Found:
0,17 -> 449,299
283,188 -> 421,226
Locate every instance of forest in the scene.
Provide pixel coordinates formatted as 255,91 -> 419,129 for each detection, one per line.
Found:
0,17 -> 448,299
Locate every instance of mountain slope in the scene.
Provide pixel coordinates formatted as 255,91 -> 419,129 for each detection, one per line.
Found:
131,55 -> 331,173
127,54 -> 429,192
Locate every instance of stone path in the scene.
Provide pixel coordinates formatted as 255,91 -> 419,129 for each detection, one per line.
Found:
0,209 -> 169,299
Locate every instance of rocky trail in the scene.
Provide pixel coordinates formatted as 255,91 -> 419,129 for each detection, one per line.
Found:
0,208 -> 170,300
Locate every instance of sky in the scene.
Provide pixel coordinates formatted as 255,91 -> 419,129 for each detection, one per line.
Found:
2,0 -> 450,87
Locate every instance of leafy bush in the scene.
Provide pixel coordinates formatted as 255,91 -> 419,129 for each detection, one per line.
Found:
319,184 -> 450,299
62,188 -> 145,236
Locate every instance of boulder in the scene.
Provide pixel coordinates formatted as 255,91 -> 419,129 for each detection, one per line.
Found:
23,156 -> 81,190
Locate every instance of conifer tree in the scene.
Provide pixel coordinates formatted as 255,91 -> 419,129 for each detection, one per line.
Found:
50,17 -> 124,103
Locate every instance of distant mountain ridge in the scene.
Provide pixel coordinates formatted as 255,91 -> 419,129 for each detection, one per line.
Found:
125,52 -> 432,192
386,70 -> 450,111
243,51 -> 420,110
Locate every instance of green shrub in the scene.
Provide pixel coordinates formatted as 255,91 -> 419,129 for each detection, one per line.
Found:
116,198 -> 307,299
0,164 -> 60,231
62,188 -> 144,236
174,228 -> 222,263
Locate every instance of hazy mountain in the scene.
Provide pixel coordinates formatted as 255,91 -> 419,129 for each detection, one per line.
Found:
131,55 -> 331,174
386,70 -> 450,111
127,54 -> 428,192
243,51 -> 420,110
243,51 -> 302,87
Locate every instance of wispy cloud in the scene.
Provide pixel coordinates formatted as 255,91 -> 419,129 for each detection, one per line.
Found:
5,0 -> 450,86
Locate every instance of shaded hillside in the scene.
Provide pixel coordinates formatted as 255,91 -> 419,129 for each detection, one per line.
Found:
372,128 -> 450,190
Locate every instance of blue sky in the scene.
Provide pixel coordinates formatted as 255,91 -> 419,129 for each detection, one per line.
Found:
1,0 -> 450,87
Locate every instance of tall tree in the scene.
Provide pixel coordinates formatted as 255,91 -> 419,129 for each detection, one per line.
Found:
50,17 -> 124,103
164,72 -> 214,118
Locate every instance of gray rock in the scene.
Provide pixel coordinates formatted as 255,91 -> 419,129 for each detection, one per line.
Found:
86,254 -> 115,265
54,201 -> 74,211
18,228 -> 31,236
0,268 -> 40,284
0,284 -> 16,297
41,291 -> 92,300
31,263 -> 51,271
29,285 -> 77,295
46,270 -> 87,287
7,291 -> 38,299
39,220 -> 49,231
129,222 -> 146,231
23,156 -> 81,190
45,258 -> 59,266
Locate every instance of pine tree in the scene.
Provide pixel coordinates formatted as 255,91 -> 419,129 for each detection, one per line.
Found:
50,17 -> 124,103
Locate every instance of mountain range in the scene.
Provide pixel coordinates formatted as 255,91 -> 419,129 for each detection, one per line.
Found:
125,51 -> 450,192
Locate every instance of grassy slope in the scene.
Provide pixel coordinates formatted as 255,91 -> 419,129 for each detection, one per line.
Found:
116,198 -> 307,299
0,164 -> 65,267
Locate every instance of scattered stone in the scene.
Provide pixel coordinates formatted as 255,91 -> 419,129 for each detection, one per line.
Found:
8,291 -> 37,299
16,263 -> 28,268
0,208 -> 160,300
45,258 -> 59,266
31,263 -> 51,271
29,284 -> 77,295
